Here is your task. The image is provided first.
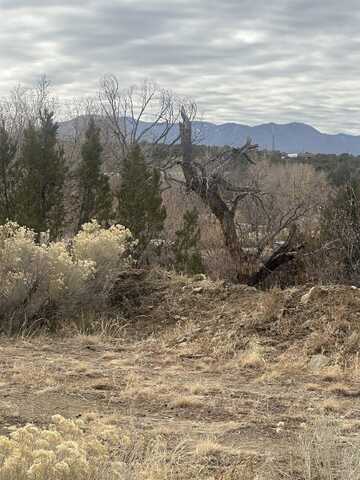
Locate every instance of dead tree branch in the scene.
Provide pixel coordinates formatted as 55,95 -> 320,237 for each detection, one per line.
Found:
179,108 -> 304,286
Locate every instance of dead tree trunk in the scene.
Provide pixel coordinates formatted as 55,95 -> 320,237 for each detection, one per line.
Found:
179,108 -> 302,286
246,227 -> 304,285
180,110 -> 248,270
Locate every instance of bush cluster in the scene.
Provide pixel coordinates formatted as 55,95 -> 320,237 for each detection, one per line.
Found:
0,415 -> 120,479
0,220 -> 132,332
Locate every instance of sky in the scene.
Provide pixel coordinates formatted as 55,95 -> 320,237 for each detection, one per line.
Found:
1,0 -> 360,134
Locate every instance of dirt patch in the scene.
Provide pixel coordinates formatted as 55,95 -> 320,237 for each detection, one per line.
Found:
2,274 -> 360,477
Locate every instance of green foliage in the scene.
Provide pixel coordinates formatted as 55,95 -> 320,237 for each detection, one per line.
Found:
174,207 -> 204,274
116,145 -> 166,249
0,123 -> 17,223
77,117 -> 113,230
16,109 -> 67,239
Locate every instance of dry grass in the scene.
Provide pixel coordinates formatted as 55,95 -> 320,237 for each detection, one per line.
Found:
305,383 -> 324,392
0,330 -> 358,480
171,395 -> 204,409
186,383 -> 204,395
295,417 -> 360,480
319,398 -> 345,413
320,365 -> 343,382
2,278 -> 360,478
326,382 -> 353,396
194,438 -> 228,457
238,339 -> 266,369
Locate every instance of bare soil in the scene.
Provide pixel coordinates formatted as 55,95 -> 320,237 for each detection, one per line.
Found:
2,272 -> 360,478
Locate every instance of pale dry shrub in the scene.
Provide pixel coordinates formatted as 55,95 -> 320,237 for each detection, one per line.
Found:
72,220 -> 132,300
0,222 -> 95,330
0,415 -> 120,479
46,242 -> 95,303
0,221 -> 131,332
0,222 -> 49,320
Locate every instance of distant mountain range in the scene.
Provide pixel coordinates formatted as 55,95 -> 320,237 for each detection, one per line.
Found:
59,117 -> 360,155
192,121 -> 360,155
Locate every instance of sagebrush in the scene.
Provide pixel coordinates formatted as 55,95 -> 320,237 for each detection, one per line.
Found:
0,220 -> 132,332
0,415 -> 120,480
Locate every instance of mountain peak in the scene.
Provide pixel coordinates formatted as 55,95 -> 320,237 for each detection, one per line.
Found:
59,116 -> 360,155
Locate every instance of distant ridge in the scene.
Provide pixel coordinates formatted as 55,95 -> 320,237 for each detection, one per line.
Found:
190,121 -> 360,155
59,117 -> 360,155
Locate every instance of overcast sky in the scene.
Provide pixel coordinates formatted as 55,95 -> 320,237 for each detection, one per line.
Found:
1,0 -> 360,133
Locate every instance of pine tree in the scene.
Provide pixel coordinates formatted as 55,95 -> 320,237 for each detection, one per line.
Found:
174,207 -> 204,274
16,109 -> 67,239
116,145 -> 166,248
77,117 -> 112,230
0,124 -> 17,223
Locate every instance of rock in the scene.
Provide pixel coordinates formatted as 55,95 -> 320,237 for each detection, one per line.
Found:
309,354 -> 330,370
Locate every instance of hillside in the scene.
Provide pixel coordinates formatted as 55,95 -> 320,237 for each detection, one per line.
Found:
2,271 -> 360,479
59,116 -> 360,154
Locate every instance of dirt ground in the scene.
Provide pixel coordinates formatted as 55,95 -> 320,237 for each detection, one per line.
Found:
2,274 -> 360,478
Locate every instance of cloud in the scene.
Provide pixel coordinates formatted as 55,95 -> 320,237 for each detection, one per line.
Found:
0,0 -> 359,133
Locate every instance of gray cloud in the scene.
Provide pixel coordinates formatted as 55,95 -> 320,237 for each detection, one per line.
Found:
0,0 -> 359,133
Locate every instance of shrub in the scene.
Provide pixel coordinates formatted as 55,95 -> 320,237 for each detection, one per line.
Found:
0,220 -> 132,332
73,220 -> 131,287
0,415 -> 120,480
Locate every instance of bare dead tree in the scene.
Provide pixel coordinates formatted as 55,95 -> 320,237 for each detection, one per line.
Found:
0,77 -> 56,148
237,161 -> 328,260
179,108 -> 305,286
0,85 -> 33,148
99,75 -> 196,171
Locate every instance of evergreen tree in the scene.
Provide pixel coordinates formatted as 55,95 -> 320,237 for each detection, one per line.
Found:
0,124 -> 17,223
16,109 -> 67,239
116,145 -> 166,248
173,207 -> 204,274
77,117 -> 112,230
